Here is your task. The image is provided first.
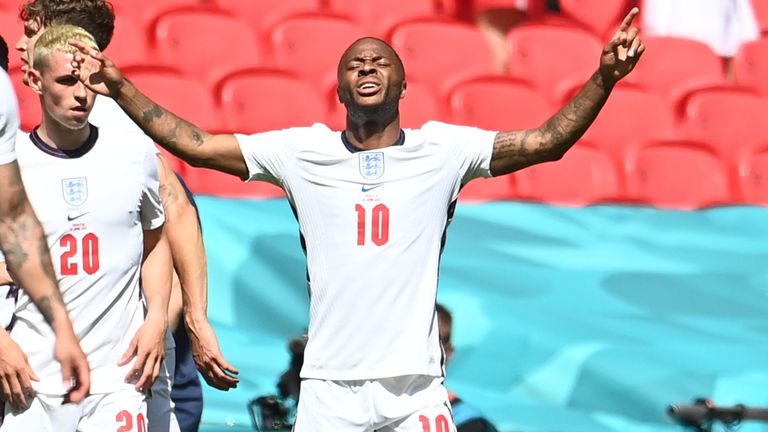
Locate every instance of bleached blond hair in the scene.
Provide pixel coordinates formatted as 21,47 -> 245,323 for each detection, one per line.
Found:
32,24 -> 98,71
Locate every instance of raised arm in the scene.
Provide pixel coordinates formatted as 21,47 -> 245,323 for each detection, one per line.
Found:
69,42 -> 248,179
489,8 -> 644,176
0,161 -> 90,402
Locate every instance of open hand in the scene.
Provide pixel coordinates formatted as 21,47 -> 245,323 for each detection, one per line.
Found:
0,332 -> 38,409
187,318 -> 239,390
119,315 -> 166,392
600,7 -> 645,84
68,39 -> 125,98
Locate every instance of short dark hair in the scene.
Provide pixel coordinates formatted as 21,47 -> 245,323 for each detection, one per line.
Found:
436,303 -> 452,345
0,35 -> 8,72
20,0 -> 115,50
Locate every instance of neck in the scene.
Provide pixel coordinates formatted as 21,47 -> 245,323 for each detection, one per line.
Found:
344,105 -> 401,150
38,113 -> 91,151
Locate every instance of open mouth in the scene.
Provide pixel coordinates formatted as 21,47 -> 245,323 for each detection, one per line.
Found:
356,81 -> 381,97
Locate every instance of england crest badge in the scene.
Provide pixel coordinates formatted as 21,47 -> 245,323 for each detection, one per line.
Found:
62,177 -> 88,206
359,152 -> 385,180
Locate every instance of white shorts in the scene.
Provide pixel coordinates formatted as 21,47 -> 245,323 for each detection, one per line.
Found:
147,332 -> 180,432
0,389 -> 145,432
294,375 -> 456,432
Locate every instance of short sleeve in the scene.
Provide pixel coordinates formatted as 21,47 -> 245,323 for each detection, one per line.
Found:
421,121 -> 497,184
236,125 -> 326,185
139,139 -> 165,230
0,71 -> 19,166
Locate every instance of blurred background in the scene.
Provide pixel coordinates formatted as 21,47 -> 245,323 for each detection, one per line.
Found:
2,0 -> 768,431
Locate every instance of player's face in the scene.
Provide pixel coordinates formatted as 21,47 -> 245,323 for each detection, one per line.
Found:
29,51 -> 95,130
337,39 -> 406,111
16,19 -> 44,86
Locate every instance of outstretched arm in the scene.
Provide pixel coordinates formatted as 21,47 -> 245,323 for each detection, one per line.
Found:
489,8 -> 645,176
156,155 -> 239,390
0,162 -> 90,402
69,42 -> 248,179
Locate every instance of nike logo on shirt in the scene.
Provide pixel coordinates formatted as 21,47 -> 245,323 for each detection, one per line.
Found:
67,212 -> 89,222
361,184 -> 383,192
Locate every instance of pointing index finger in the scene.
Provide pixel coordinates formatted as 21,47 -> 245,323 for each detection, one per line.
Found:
619,7 -> 640,32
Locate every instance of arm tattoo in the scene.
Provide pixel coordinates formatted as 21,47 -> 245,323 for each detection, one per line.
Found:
35,295 -> 55,325
491,72 -> 611,175
141,105 -> 164,124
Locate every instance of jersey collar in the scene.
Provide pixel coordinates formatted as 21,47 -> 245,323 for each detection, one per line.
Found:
29,124 -> 99,159
340,129 -> 405,154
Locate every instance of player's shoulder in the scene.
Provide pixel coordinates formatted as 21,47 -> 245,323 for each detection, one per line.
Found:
236,122 -> 337,148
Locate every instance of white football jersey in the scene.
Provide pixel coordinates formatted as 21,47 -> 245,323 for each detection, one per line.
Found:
12,125 -> 164,395
0,70 -> 18,165
237,121 -> 497,380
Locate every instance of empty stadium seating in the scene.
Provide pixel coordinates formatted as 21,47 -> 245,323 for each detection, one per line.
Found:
389,18 -> 497,97
215,0 -> 321,37
399,82 -> 446,129
448,77 -> 552,130
123,66 -> 222,130
217,70 -> 327,133
752,0 -> 768,35
107,16 -> 150,67
624,139 -> 734,209
327,0 -> 437,37
738,145 -> 768,205
152,9 -> 264,86
679,87 -> 768,162
506,24 -> 603,104
514,143 -> 623,206
581,84 -> 676,158
269,14 -> 366,92
623,36 -> 726,103
110,0 -> 213,29
733,37 -> 768,97
559,0 -> 631,37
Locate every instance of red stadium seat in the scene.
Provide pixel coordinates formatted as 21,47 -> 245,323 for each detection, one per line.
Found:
559,0 -> 631,36
733,38 -> 768,97
506,24 -> 603,103
214,0 -> 321,36
184,166 -> 285,199
623,36 -> 726,102
458,175 -> 516,202
624,139 -> 734,209
107,16 -> 150,67
0,10 -> 23,71
327,0 -> 437,37
389,18 -> 497,97
217,70 -> 327,133
680,87 -> 768,162
448,77 -> 553,130
111,0 -> 213,29
9,67 -> 40,132
752,0 -> 768,34
152,9 -> 264,86
123,67 -> 221,130
400,82 -> 446,129
269,14 -> 366,92
582,84 -> 676,158
738,145 -> 768,205
514,144 -> 623,206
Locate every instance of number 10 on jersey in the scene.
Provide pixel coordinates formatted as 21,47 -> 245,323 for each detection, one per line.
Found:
355,204 -> 390,246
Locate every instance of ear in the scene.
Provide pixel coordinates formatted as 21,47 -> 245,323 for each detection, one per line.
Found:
27,69 -> 44,96
399,80 -> 407,100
